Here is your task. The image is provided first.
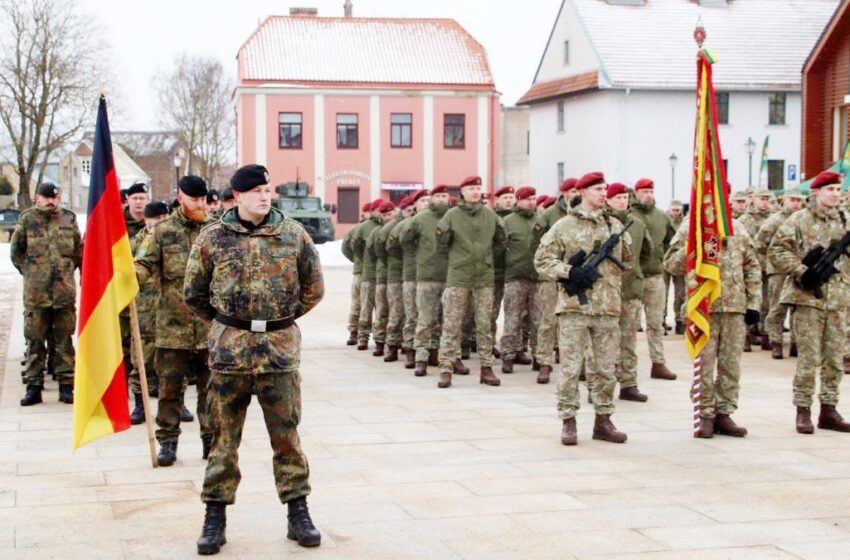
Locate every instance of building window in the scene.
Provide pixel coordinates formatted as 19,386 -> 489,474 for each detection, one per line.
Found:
337,187 -> 360,223
390,113 -> 412,148
768,93 -> 786,125
557,162 -> 565,185
336,113 -> 359,149
716,92 -> 729,125
80,158 -> 91,174
563,40 -> 570,66
444,114 -> 465,149
557,101 -> 565,132
767,160 -> 784,190
279,113 -> 303,149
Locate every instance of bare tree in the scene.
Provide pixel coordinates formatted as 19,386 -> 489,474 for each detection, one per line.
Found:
0,0 -> 111,209
152,55 -> 235,186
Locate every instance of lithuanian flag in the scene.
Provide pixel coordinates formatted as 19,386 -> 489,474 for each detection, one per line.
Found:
73,97 -> 139,448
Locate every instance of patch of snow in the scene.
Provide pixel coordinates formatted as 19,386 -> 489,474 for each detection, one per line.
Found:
0,243 -> 13,273
317,240 -> 351,268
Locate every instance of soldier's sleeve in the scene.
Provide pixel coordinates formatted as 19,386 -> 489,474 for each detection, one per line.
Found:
530,215 -> 547,249
768,217 -> 806,279
296,230 -> 325,319
386,222 -> 404,258
351,224 -> 366,258
400,216 -> 419,251
492,214 -> 507,254
9,219 -> 26,274
754,217 -> 776,257
373,227 -> 388,259
533,226 -> 569,281
72,217 -> 83,270
663,214 -> 675,252
619,226 -> 634,273
741,231 -> 763,310
183,232 -> 216,321
663,227 -> 687,277
341,228 -> 355,263
640,227 -> 654,265
434,212 -> 453,248
134,226 -> 162,285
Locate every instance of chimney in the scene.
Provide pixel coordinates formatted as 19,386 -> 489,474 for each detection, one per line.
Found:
344,0 -> 353,17
289,7 -> 318,16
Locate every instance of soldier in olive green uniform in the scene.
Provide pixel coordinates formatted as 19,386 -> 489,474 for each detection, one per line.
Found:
185,164 -> 324,554
435,176 -> 506,388
119,183 -> 149,390
491,186 -> 515,355
341,202 -> 372,345
769,171 -> 850,435
12,183 -> 81,406
383,197 -> 411,362
739,189 -> 773,350
368,200 -> 398,357
135,175 -> 213,466
353,200 -> 385,350
663,200 -> 687,334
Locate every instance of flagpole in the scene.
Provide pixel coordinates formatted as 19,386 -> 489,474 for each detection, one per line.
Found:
129,301 -> 158,468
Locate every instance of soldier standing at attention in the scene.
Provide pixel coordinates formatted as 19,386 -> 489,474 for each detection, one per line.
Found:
372,200 -> 403,361
383,196 -> 411,363
756,188 -> 806,359
402,186 -> 451,377
665,213 -> 762,438
220,187 -> 236,213
184,164 -> 324,554
663,200 -> 687,335
12,183 -> 81,406
135,175 -> 213,466
535,172 -> 632,445
353,200 -> 385,351
630,178 -> 677,380
730,190 -> 748,219
341,201 -> 372,345
206,190 -> 221,218
769,171 -> 850,435
491,186 -> 515,355
740,189 -> 774,351
125,182 -> 149,238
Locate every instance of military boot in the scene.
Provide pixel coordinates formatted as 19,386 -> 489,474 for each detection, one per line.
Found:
514,352 -> 533,366
287,497 -> 321,547
452,358 -> 470,375
346,331 -> 357,346
695,416 -> 714,438
760,334 -> 772,351
532,358 -> 541,372
592,415 -> 627,443
743,337 -> 752,352
180,404 -> 194,422
714,413 -> 748,437
796,407 -> 814,434
771,342 -> 783,360
675,320 -> 685,335
414,361 -> 428,377
560,418 -> 577,446
479,366 -> 501,386
461,346 -> 470,360
158,441 -> 177,467
619,386 -> 648,402
537,365 -> 552,384
130,393 -> 145,425
492,347 -> 501,360
58,384 -> 73,404
383,345 -> 399,362
650,363 -> 677,380
357,339 -> 368,351
818,404 -> 850,432
372,342 -> 385,357
404,349 -> 416,369
20,384 -> 43,407
427,349 -> 439,367
844,356 -> 850,375
789,343 -> 798,358
501,358 -> 514,374
197,501 -> 227,555
437,370 -> 452,388
202,433 -> 213,460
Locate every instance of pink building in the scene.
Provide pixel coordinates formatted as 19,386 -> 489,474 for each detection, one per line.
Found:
235,10 -> 500,236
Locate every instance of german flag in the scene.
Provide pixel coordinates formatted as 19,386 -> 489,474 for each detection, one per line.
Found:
73,97 -> 139,448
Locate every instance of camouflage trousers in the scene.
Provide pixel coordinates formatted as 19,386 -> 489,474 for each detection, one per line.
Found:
491,278 -> 504,340
765,274 -> 795,345
439,287 -> 495,370
500,280 -> 539,359
357,280 -> 375,343
373,283 -> 389,344
759,274 -> 769,334
557,313 -> 618,419
617,299 -> 642,389
663,272 -> 686,323
129,334 -> 157,394
154,348 -> 211,444
23,306 -> 75,386
699,312 -> 745,417
402,281 -> 418,350
642,275 -> 667,365
792,306 -> 846,407
386,282 -> 405,347
535,282 -> 558,367
202,371 -> 310,505
414,281 -> 444,362
348,274 -> 362,334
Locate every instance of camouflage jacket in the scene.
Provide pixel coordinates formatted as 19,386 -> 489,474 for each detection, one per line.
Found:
531,196 -> 570,246
124,207 -> 145,240
609,208 -> 652,301
534,205 -> 632,317
768,204 -> 850,311
132,228 -> 159,339
503,208 -> 538,282
341,219 -> 366,275
10,206 -> 81,308
494,208 -> 513,281
369,218 -> 396,285
379,216 -> 404,284
134,208 -> 212,349
184,207 -> 324,375
401,204 -> 449,282
630,201 -> 675,276
435,200 -> 506,289
387,216 -> 416,282
352,217 -> 382,283
755,208 -> 795,276
664,218 -> 761,313
739,209 -> 771,239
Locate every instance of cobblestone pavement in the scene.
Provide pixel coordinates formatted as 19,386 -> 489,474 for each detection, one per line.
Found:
1,266 -> 849,559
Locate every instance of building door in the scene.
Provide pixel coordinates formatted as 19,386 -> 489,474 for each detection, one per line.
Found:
337,187 -> 360,223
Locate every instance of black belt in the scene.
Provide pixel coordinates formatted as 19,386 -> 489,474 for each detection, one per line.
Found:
214,312 -> 294,333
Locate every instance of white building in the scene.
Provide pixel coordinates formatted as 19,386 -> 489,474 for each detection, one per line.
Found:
517,0 -> 839,207
60,139 -> 149,213
500,105 -> 530,187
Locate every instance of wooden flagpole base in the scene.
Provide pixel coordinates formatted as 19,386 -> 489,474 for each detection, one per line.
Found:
129,301 -> 158,468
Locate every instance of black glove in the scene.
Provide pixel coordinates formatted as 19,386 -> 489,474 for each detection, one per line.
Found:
799,267 -> 821,292
744,309 -> 760,326
568,265 -> 601,289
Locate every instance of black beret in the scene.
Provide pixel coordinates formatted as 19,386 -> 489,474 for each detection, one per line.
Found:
178,175 -> 208,197
143,201 -> 169,218
37,183 -> 60,197
230,164 -> 269,192
120,188 -> 128,201
127,182 -> 148,196
206,189 -> 220,203
220,187 -> 234,201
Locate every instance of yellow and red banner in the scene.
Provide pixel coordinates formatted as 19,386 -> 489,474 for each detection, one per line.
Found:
685,49 -> 733,359
73,97 -> 139,448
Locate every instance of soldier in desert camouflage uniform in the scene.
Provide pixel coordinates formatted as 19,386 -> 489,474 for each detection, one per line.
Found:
663,200 -> 687,334
739,189 -> 773,350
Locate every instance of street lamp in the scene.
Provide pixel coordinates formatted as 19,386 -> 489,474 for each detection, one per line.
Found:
745,137 -> 756,187
172,149 -> 184,200
669,153 -> 678,200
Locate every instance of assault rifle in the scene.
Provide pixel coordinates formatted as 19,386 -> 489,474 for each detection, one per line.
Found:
559,221 -> 632,305
798,229 -> 850,299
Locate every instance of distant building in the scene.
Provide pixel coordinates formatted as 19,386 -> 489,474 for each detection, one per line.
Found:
235,8 -> 500,235
518,0 -> 837,206
60,139 -> 149,213
802,0 -> 850,179
108,131 -> 186,202
500,106 -> 530,188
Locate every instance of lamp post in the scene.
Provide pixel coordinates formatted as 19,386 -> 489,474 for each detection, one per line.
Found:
745,136 -> 756,187
172,149 -> 184,200
669,152 -> 678,201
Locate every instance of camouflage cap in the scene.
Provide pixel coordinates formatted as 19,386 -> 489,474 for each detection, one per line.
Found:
783,187 -> 806,199
668,199 -> 683,208
752,189 -> 773,198
731,191 -> 748,201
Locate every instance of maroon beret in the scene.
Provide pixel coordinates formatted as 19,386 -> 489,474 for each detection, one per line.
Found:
535,194 -> 548,207
576,172 -> 606,191
542,196 -> 557,209
361,202 -> 371,213
560,178 -> 577,193
449,196 -> 458,207
459,176 -> 482,188
379,200 -> 396,213
810,170 -> 842,190
494,186 -> 514,198
516,186 -> 536,201
370,198 -> 385,211
399,195 -> 413,209
411,189 -> 431,203
607,183 -> 628,199
634,178 -> 655,191
431,185 -> 450,195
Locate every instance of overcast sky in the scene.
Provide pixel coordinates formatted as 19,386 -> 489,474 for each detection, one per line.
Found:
78,0 -> 562,130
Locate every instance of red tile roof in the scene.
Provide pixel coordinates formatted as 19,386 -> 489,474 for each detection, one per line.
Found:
516,72 -> 599,105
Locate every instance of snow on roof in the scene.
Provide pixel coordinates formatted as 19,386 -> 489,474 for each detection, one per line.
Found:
238,16 -> 494,87
84,131 -> 179,157
79,139 -> 150,185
